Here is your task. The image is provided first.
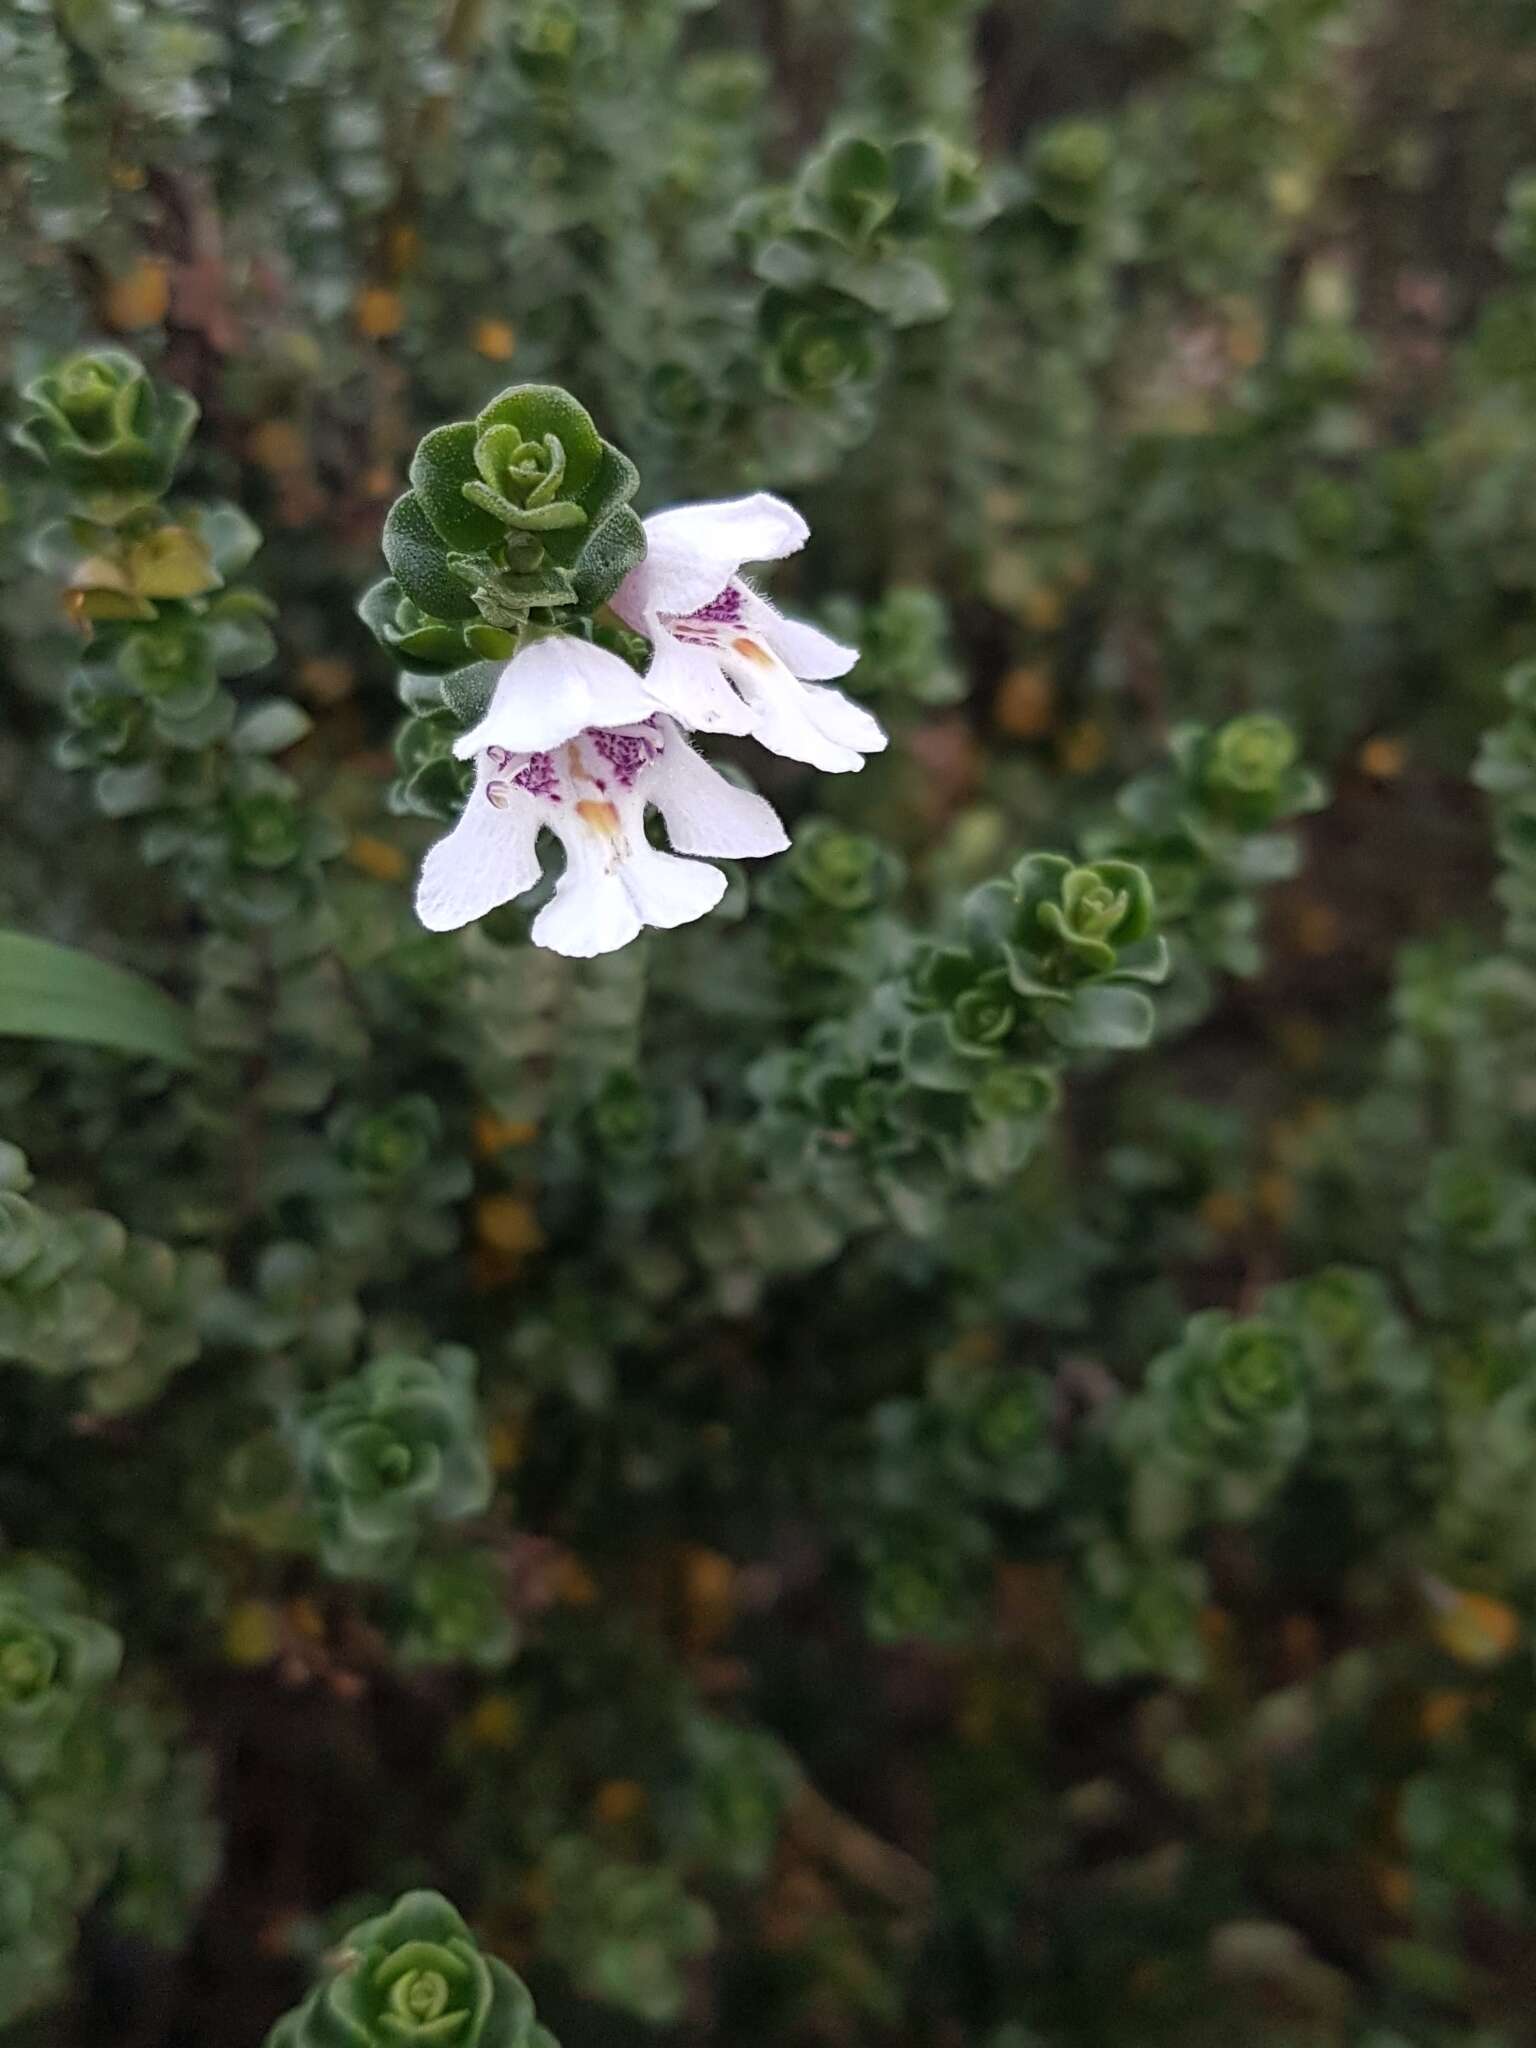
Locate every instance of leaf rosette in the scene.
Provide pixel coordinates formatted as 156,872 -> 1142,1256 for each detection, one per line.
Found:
1073,1540 -> 1209,1685
265,1890 -> 557,2048
13,350 -> 198,518
297,1350 -> 491,1575
1009,853 -> 1157,981
1172,713 -> 1326,832
381,384 -> 644,633
0,1561 -> 122,1780
1148,1311 -> 1309,1474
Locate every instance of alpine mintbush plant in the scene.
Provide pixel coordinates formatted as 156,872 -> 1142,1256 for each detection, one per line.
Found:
12,5 -> 1536,2047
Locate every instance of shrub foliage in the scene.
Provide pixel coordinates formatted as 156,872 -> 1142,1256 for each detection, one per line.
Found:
6,3 -> 1536,2045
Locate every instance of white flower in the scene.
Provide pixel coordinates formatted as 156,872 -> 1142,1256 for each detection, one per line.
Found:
610,493 -> 888,774
416,714 -> 788,957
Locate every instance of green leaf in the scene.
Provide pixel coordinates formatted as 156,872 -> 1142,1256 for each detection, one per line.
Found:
833,251 -> 952,326
441,660 -> 507,726
357,576 -> 400,645
206,609 -> 278,678
1111,935 -> 1172,985
901,1014 -> 977,1092
572,501 -> 646,612
1048,982 -> 1156,1052
474,384 -> 604,501
754,234 -> 829,294
410,422 -> 505,553
382,492 -> 479,622
0,932 -> 194,1066
190,501 -> 263,577
233,700 -> 313,755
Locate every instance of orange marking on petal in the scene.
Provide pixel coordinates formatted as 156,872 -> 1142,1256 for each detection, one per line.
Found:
730,635 -> 773,667
576,798 -> 622,837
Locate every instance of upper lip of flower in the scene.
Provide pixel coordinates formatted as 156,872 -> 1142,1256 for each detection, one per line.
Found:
453,635 -> 654,758
609,491 -> 813,629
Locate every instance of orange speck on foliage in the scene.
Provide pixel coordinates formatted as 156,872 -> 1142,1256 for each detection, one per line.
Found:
355,286 -> 405,339
488,1416 -> 527,1473
465,1692 -> 523,1749
474,318 -> 518,361
1021,586 -> 1067,633
298,658 -> 355,705
347,834 -> 407,883
1254,1170 -> 1297,1228
994,664 -> 1056,738
248,419 -> 307,472
1359,735 -> 1408,780
288,1597 -> 326,1642
681,1546 -> 736,1647
104,260 -> 170,332
1429,1588 -> 1520,1668
1420,1689 -> 1473,1741
1375,1862 -> 1414,1915
1059,718 -> 1107,775
555,1557 -> 600,1608
474,1113 -> 539,1157
108,162 -> 147,191
1198,1606 -> 1233,1653
1198,1187 -> 1250,1237
593,1779 -> 646,1826
476,1193 -> 544,1256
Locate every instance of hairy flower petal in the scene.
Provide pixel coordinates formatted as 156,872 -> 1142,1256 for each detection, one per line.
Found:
613,493 -> 809,625
415,752 -> 543,932
454,636 -> 652,759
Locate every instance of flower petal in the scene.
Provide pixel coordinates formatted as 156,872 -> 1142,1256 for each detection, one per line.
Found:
454,637 -> 652,758
748,596 -> 860,680
613,494 -> 809,626
641,626 -> 757,735
532,871 -> 643,957
621,846 -> 728,929
647,492 -> 809,564
416,757 -> 544,932
648,721 -> 788,858
715,639 -> 868,773
801,681 -> 889,754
